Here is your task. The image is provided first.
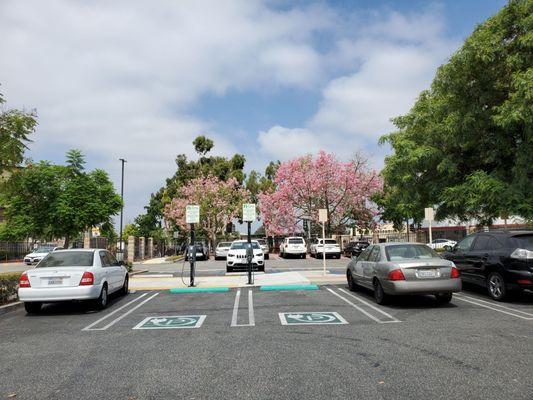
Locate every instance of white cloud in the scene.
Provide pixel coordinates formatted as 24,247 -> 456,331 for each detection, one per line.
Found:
258,125 -> 323,160
258,7 -> 458,167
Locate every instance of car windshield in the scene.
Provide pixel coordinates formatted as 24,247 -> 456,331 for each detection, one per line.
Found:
35,246 -> 54,253
512,235 -> 533,250
323,239 -> 337,245
37,251 -> 94,268
385,245 -> 439,261
289,238 -> 304,244
217,242 -> 231,247
230,242 -> 260,250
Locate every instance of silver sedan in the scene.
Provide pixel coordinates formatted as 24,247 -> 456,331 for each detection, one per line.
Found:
346,243 -> 461,305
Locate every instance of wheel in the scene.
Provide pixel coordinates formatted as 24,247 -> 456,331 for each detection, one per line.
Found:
259,265 -> 265,272
226,265 -> 233,273
120,275 -> 129,296
435,293 -> 452,304
265,254 -> 269,260
24,302 -> 42,314
374,280 -> 389,305
94,285 -> 108,310
487,272 -> 507,301
347,271 -> 357,292
302,254 -> 306,259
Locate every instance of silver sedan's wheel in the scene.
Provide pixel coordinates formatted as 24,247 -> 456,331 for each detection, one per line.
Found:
487,272 -> 506,301
374,280 -> 389,305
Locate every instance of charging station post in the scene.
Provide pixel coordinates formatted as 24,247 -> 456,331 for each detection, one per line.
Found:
186,205 -> 200,287
242,203 -> 256,285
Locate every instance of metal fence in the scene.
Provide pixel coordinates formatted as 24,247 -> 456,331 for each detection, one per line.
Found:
0,241 -> 32,262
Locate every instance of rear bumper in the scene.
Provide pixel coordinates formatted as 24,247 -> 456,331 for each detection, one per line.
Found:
505,270 -> 533,290
18,284 -> 103,302
284,249 -> 306,254
382,278 -> 462,295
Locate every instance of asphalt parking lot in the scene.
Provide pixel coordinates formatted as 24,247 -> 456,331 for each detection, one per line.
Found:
1,282 -> 532,400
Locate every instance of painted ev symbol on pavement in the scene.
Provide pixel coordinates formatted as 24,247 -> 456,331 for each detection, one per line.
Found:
133,315 -> 206,330
279,312 -> 348,326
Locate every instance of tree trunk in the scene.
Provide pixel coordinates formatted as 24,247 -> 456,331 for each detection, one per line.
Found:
64,234 -> 70,249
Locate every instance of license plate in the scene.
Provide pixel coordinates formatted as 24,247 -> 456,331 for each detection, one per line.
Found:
48,278 -> 63,285
417,269 -> 438,278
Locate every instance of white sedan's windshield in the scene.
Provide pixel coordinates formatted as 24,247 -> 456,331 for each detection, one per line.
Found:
38,252 -> 94,268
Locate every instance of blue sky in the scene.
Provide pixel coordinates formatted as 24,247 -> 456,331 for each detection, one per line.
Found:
0,0 -> 507,224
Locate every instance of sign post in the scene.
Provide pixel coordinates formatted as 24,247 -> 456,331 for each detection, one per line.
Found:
424,207 -> 434,245
186,205 -> 200,287
318,209 -> 328,276
242,204 -> 256,285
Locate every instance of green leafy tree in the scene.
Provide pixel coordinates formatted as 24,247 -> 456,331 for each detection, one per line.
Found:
193,135 -> 214,155
0,151 -> 122,246
377,0 -> 533,226
0,90 -> 38,174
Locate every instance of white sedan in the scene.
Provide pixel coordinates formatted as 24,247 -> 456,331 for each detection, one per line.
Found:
226,240 -> 265,273
18,249 -> 129,314
24,245 -> 63,265
428,239 -> 457,250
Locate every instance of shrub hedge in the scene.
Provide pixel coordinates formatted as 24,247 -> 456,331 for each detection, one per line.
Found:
0,272 -> 21,305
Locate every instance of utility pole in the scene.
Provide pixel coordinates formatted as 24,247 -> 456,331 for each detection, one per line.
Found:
119,158 -> 127,258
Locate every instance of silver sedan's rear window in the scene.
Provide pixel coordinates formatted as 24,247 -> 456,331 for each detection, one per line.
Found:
37,252 -> 94,268
385,245 -> 439,261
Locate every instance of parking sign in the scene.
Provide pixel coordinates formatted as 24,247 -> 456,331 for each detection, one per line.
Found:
242,203 -> 256,222
186,205 -> 200,224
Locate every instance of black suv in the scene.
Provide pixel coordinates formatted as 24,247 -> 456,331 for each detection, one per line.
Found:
443,231 -> 533,300
343,241 -> 370,258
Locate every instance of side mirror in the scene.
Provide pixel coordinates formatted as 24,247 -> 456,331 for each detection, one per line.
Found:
118,260 -> 125,266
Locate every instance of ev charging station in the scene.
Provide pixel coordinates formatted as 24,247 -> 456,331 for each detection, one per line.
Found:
242,203 -> 256,285
186,204 -> 200,287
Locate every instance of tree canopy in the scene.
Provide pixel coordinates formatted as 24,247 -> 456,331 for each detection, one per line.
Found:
0,91 -> 38,174
377,0 -> 533,227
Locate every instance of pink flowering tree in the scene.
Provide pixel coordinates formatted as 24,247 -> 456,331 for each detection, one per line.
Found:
164,175 -> 249,249
258,151 -> 382,236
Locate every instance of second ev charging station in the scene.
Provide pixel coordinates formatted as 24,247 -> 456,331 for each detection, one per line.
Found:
186,204 -> 200,287
242,203 -> 256,285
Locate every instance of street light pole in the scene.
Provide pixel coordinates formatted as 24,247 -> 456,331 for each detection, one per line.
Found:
119,158 -> 127,256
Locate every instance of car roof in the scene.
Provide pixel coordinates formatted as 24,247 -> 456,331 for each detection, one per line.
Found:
233,240 -> 259,243
474,230 -> 533,237
54,248 -> 102,253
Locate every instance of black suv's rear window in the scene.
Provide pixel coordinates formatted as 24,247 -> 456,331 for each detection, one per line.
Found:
511,235 -> 533,250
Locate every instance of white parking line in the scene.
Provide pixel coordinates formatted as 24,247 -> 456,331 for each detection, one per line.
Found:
454,295 -> 533,321
337,288 -> 401,322
82,292 -> 159,331
327,288 -> 401,323
230,289 -> 255,327
455,293 -> 533,317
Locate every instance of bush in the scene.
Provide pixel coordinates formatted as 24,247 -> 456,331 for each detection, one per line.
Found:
0,272 -> 21,305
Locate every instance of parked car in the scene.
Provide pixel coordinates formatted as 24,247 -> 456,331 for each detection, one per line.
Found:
310,238 -> 341,259
343,241 -> 370,258
226,240 -> 265,272
346,243 -> 461,305
185,241 -> 209,261
256,238 -> 270,260
24,245 -> 63,265
428,238 -> 457,250
18,249 -> 129,314
443,231 -> 533,301
279,237 -> 307,258
215,242 -> 232,260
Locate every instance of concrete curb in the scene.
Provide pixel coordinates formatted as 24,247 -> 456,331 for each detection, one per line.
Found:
129,270 -> 149,276
0,301 -> 22,316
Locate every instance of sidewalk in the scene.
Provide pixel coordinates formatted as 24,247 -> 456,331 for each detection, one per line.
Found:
130,270 -> 345,290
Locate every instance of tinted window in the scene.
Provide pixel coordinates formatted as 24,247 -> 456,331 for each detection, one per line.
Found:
100,251 -> 110,267
456,235 -> 476,251
37,251 -> 94,268
106,252 -> 119,266
358,246 -> 373,261
289,238 -> 304,244
385,245 -> 439,261
368,246 -> 381,262
324,239 -> 337,245
487,237 -> 503,250
511,235 -> 533,250
472,235 -> 490,251
217,242 -> 232,247
230,242 -> 260,250
35,246 -> 54,253
257,239 -> 267,245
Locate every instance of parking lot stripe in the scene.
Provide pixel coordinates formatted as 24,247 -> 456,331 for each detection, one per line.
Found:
455,294 -> 533,318
454,295 -> 533,320
83,292 -> 159,331
231,289 -> 255,327
327,288 -> 400,323
82,293 -> 148,331
336,288 -> 401,322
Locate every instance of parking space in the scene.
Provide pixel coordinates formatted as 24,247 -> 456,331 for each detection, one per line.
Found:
1,285 -> 532,399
